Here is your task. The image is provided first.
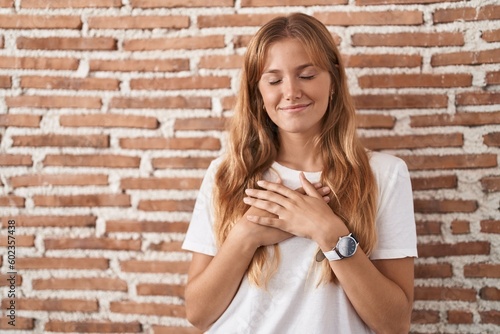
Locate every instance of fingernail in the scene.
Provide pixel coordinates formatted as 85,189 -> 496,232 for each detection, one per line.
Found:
257,180 -> 265,186
247,215 -> 257,221
243,197 -> 251,204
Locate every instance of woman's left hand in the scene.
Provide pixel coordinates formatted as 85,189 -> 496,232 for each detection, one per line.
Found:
243,172 -> 344,241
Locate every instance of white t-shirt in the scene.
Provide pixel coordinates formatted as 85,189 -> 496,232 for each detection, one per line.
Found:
182,151 -> 418,334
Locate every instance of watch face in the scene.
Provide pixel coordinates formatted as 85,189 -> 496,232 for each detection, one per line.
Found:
337,236 -> 357,258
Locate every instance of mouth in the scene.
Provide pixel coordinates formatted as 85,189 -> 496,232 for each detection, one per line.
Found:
278,103 -> 312,112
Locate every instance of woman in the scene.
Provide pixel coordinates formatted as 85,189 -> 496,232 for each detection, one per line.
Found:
182,13 -> 417,333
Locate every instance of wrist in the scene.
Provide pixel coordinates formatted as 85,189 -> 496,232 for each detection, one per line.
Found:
314,216 -> 350,252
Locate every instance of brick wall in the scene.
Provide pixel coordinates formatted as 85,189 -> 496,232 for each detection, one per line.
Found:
0,0 -> 498,333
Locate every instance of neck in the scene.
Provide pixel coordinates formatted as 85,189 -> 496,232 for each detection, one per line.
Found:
276,131 -> 323,172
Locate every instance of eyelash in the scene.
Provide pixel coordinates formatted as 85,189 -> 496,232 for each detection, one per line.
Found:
268,75 -> 315,85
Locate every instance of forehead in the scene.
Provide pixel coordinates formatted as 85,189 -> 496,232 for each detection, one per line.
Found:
261,38 -> 314,71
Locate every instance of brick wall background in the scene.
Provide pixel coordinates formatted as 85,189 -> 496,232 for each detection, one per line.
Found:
0,0 -> 498,333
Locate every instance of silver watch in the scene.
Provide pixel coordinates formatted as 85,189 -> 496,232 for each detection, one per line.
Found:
316,233 -> 359,262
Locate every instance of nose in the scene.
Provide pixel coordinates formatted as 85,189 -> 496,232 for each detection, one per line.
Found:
283,78 -> 302,100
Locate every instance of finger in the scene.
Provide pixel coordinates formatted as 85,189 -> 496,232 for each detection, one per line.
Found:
299,172 -> 322,199
257,180 -> 298,200
243,197 -> 284,216
247,215 -> 287,230
296,182 -> 324,195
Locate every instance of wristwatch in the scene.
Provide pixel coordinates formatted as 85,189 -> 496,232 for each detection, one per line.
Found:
316,233 -> 359,262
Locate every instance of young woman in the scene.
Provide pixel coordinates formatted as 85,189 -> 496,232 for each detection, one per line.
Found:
182,13 -> 417,334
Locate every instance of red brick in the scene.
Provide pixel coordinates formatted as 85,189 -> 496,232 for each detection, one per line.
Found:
199,54 -> 243,69
481,220 -> 500,234
0,274 -> 22,286
482,29 -> 500,43
480,310 -> 500,325
138,199 -> 195,212
3,215 -> 96,227
12,134 -> 109,148
414,286 -> 476,301
44,154 -> 140,168
464,264 -> 500,278
0,154 -> 32,166
358,0 -> 460,3
17,257 -> 109,270
45,321 -> 142,333
1,298 -> 98,312
354,94 -> 447,109
106,220 -> 188,233
361,133 -> 462,150
0,234 -> 34,247
130,0 -> 233,7
411,111 -> 500,127
45,237 -> 141,251
121,177 -> 201,190
110,301 -> 185,317
356,114 -> 395,129
0,114 -> 41,127
136,283 -> 184,297
480,287 -> 500,301
221,95 -> 236,110
149,241 -> 184,252
152,326 -> 202,334
10,174 -> 108,188
130,76 -> 231,90
152,157 -> 214,169
484,132 -> 500,147
21,0 -> 122,8
6,95 -> 102,109
198,14 -> 280,28
411,175 -> 457,191
0,35 -> 3,48
20,76 -> 120,91
0,15 -> 81,29
120,260 -> 189,273
120,137 -> 220,150
433,5 -> 500,23
90,58 -> 189,72
451,220 -> 470,234
481,176 -> 500,192
175,117 -> 227,131
0,75 -> 10,88
124,35 -> 224,51
414,199 -> 477,213
401,154 -> 497,170
411,310 -> 440,324
352,32 -> 463,47
110,96 -> 210,109
432,49 -> 500,66
0,317 -> 34,330
0,0 -> 12,7
447,310 -> 473,324
486,71 -> 500,84
60,114 -> 159,129
242,0 -> 344,5
0,196 -> 25,207
33,194 -> 130,207
418,242 -> 490,257
315,10 -> 422,26
358,73 -> 472,88
17,37 -> 117,51
456,91 -> 500,106
416,221 -> 441,235
33,277 -> 127,291
344,54 -> 421,68
0,56 -> 79,70
88,15 -> 189,29
415,263 -> 452,278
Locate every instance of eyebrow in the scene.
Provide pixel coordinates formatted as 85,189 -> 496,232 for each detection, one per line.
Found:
262,63 -> 315,74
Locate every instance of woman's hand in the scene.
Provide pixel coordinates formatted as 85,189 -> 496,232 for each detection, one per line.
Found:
243,172 -> 345,242
236,179 -> 332,248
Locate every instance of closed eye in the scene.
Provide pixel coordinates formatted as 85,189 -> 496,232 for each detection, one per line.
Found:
300,75 -> 315,80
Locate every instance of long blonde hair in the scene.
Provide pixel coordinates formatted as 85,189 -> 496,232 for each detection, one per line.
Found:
213,13 -> 377,286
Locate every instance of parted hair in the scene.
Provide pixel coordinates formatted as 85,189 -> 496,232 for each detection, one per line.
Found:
213,13 -> 378,286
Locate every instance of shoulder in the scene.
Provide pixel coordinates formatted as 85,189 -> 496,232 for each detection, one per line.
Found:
368,151 -> 410,182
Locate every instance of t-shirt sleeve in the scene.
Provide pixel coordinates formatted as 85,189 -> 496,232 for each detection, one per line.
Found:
369,154 -> 418,260
181,159 -> 220,256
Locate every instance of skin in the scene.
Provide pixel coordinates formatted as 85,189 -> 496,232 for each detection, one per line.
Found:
185,38 -> 414,333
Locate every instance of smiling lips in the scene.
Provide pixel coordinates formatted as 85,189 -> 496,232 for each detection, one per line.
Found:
278,103 -> 312,112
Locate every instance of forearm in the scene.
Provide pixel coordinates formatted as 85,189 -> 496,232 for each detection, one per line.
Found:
185,226 -> 256,331
328,250 -> 413,333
